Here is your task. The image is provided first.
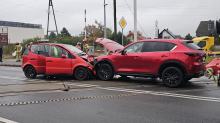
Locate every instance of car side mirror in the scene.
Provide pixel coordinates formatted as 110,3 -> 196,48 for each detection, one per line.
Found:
61,54 -> 67,59
121,50 -> 127,55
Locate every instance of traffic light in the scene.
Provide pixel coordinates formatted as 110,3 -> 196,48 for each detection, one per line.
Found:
216,20 -> 220,34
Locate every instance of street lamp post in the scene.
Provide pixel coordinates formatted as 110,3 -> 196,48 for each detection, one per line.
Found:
104,0 -> 108,38
133,0 -> 137,42
113,0 -> 117,40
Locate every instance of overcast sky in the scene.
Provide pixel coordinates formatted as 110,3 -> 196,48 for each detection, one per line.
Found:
0,0 -> 219,37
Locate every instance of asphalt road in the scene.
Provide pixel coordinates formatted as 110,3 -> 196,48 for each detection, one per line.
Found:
0,66 -> 220,123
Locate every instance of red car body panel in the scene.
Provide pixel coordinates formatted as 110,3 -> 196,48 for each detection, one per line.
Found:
22,43 -> 93,76
96,39 -> 205,78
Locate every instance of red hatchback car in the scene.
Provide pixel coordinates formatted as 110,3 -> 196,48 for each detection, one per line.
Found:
95,39 -> 206,87
22,43 -> 93,80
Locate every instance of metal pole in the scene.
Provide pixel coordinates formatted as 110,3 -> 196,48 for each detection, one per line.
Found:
46,0 -> 51,37
113,0 -> 117,40
133,0 -> 138,42
122,29 -> 124,46
155,20 -> 159,39
104,0 -> 107,38
51,0 -> 59,35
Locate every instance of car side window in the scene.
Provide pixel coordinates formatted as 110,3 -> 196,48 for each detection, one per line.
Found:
197,41 -> 206,48
23,48 -> 29,56
124,42 -> 144,54
142,42 -> 175,52
50,46 -> 62,58
62,49 -> 73,58
30,44 -> 44,55
50,46 -> 72,58
30,45 -> 39,54
44,45 -> 50,57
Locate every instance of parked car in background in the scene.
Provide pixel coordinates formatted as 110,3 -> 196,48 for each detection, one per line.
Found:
94,39 -> 206,87
22,43 -> 94,80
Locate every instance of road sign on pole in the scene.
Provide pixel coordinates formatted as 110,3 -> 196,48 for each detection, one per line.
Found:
119,17 -> 127,29
0,27 -> 8,45
119,17 -> 127,46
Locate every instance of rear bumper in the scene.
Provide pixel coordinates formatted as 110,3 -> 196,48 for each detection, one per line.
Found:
186,70 -> 205,78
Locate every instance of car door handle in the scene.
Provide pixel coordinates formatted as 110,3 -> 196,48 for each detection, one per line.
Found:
161,55 -> 168,58
30,58 -> 36,60
134,56 -> 139,59
46,60 -> 53,62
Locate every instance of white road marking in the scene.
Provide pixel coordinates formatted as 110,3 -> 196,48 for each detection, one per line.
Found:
0,88 -> 96,98
61,83 -> 98,88
192,81 -> 215,84
0,117 -> 19,123
0,76 -> 26,81
98,86 -> 220,103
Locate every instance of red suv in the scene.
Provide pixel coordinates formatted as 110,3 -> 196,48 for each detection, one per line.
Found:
94,39 -> 205,87
22,43 -> 93,80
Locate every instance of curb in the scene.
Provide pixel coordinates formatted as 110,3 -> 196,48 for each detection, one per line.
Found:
0,64 -> 21,67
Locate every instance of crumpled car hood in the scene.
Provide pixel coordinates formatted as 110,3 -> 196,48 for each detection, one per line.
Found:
95,38 -> 124,53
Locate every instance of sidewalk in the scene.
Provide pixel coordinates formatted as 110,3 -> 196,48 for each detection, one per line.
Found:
0,59 -> 21,67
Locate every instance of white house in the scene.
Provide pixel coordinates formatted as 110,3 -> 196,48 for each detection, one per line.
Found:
0,21 -> 44,44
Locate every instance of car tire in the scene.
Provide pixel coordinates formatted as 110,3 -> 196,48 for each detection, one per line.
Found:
96,63 -> 114,81
74,67 -> 89,81
181,77 -> 192,86
162,67 -> 183,88
184,77 -> 192,82
24,66 -> 37,79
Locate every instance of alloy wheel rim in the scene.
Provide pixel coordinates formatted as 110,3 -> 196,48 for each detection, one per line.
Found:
77,69 -> 86,79
26,67 -> 35,78
99,65 -> 111,79
163,69 -> 180,86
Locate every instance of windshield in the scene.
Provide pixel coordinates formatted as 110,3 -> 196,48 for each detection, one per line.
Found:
64,44 -> 86,56
182,41 -> 202,50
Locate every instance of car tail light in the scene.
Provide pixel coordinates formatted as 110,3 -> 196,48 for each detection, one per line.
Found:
185,52 -> 204,63
184,52 -> 200,57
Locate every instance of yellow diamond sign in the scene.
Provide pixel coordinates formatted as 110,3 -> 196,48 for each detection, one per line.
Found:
119,17 -> 127,29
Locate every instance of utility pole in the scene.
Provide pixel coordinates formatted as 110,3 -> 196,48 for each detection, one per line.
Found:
155,20 -> 159,39
47,0 -> 59,37
104,0 -> 108,38
113,0 -> 117,40
133,0 -> 138,42
84,9 -> 87,40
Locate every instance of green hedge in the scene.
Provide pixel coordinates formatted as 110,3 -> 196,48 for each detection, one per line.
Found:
3,44 -> 15,55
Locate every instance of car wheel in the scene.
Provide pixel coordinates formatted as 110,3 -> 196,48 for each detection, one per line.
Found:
181,77 -> 193,86
74,67 -> 89,81
184,77 -> 192,82
162,67 -> 183,88
97,63 -> 114,81
24,66 -> 37,79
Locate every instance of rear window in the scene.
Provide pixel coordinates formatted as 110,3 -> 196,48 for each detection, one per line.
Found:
142,42 -> 176,52
182,41 -> 201,50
